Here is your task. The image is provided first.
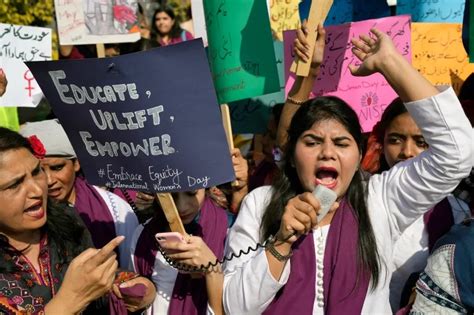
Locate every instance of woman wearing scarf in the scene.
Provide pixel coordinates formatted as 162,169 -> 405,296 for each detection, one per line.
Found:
19,119 -> 139,270
360,97 -> 474,311
0,126 -> 125,313
130,189 -> 229,315
222,26 -> 473,314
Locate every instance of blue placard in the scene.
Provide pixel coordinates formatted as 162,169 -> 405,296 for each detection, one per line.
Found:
299,0 -> 390,26
27,40 -> 235,192
397,0 -> 466,23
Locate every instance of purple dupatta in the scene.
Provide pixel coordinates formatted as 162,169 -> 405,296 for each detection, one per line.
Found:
74,176 -> 117,249
134,197 -> 228,315
263,199 -> 371,314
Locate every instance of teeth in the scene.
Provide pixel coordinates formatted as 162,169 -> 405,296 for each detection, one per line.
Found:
320,177 -> 335,184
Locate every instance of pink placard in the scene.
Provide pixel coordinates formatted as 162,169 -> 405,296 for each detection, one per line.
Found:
284,15 -> 411,132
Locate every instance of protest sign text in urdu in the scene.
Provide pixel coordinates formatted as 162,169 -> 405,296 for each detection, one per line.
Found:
0,23 -> 51,108
204,0 -> 280,103
284,15 -> 411,132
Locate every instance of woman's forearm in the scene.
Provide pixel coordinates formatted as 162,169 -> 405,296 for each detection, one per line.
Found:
378,53 -> 438,102
276,70 -> 319,150
205,266 -> 225,315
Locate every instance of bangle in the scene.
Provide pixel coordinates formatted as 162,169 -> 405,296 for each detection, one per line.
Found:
266,237 -> 293,261
286,95 -> 307,106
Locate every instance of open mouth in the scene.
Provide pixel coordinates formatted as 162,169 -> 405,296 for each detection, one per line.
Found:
315,167 -> 339,189
24,201 -> 45,219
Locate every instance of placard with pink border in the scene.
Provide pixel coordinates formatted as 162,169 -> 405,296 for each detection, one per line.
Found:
284,15 -> 412,132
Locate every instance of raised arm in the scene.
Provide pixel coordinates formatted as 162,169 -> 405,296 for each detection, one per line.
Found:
352,29 -> 473,233
276,24 -> 326,150
349,28 -> 438,102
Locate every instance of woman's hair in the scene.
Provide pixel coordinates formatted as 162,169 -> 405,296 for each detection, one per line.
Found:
0,127 -> 88,273
150,6 -> 183,42
261,97 -> 381,289
366,97 -> 408,173
459,73 -> 474,101
0,126 -> 33,154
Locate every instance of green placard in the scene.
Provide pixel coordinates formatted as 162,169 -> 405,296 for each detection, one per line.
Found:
204,0 -> 280,103
229,41 -> 285,134
0,107 -> 19,131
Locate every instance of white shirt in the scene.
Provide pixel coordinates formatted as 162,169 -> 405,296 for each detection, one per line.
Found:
94,186 -> 139,268
223,87 -> 473,314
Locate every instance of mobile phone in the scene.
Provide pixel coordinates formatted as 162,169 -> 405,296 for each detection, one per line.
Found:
313,185 -> 338,221
155,232 -> 186,247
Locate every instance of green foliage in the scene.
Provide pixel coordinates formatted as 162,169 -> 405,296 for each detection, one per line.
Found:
0,0 -> 54,27
167,0 -> 190,23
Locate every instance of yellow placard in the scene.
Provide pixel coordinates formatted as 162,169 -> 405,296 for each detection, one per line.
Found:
269,0 -> 300,41
412,23 -> 474,94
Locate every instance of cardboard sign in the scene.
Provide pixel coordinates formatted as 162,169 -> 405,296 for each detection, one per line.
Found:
204,0 -> 280,103
0,107 -> 19,131
27,40 -> 235,192
0,23 -> 51,107
412,22 -> 474,93
191,0 -> 208,46
55,0 -> 140,45
229,41 -> 285,134
284,15 -> 412,132
397,0 -> 465,23
268,0 -> 300,41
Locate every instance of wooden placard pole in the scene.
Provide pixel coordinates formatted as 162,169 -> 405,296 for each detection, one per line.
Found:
96,43 -> 106,58
155,193 -> 188,236
220,104 -> 240,187
290,0 -> 333,76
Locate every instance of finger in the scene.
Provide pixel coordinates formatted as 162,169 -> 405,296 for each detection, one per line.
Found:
101,259 -> 119,282
112,283 -> 123,299
348,64 -> 361,76
351,38 -> 370,53
296,28 -> 310,48
90,236 -> 124,265
74,247 -> 99,262
104,261 -> 119,290
231,148 -> 241,157
294,42 -> 311,61
352,47 -> 366,61
357,36 -> 372,53
98,252 -> 117,271
302,19 -> 309,36
285,219 -> 308,237
166,251 -> 195,260
137,192 -> 154,200
316,24 -> 326,42
291,209 -> 313,233
359,34 -> 375,47
370,28 -> 384,39
329,201 -> 340,213
118,276 -> 141,288
160,240 -> 193,252
298,192 -> 321,213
